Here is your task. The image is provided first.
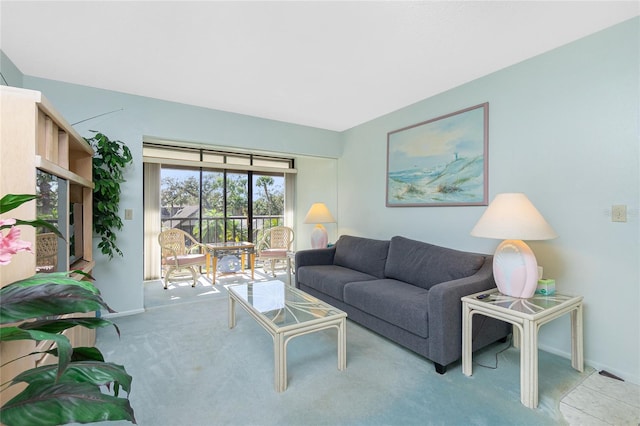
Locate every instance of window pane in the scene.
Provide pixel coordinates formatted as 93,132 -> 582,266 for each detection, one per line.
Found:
225,172 -> 248,241
160,167 -> 200,238
158,165 -> 284,247
201,170 -> 224,244
253,174 -> 285,242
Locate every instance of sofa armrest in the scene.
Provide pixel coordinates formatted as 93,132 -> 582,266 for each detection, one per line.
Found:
295,247 -> 336,268
294,247 -> 336,284
426,257 -> 497,366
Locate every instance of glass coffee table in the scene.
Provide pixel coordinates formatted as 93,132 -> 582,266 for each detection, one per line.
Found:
228,280 -> 347,392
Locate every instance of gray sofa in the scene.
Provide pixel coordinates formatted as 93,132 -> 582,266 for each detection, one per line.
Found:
295,235 -> 510,374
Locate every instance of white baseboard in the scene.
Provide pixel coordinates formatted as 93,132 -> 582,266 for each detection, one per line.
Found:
101,308 -> 145,319
539,342 -> 640,386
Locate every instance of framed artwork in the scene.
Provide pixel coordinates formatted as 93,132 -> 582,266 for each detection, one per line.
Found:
386,103 -> 489,207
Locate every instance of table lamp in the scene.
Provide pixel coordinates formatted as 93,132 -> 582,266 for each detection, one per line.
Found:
303,203 -> 335,249
470,193 -> 557,298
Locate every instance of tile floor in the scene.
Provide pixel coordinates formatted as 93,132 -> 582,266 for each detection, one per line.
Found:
561,371 -> 640,425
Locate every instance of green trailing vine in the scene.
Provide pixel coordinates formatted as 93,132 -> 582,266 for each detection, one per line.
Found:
85,132 -> 133,259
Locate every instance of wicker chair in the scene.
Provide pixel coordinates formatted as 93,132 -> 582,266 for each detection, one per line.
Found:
36,232 -> 58,273
158,229 -> 208,289
256,226 -> 294,277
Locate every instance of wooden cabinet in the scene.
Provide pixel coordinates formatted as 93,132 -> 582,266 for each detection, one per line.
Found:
0,86 -> 95,403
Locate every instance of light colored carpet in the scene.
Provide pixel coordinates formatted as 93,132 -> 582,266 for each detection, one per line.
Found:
95,272 -> 593,425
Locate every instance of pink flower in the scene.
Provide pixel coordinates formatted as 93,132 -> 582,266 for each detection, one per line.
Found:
0,218 -> 17,227
0,224 -> 33,265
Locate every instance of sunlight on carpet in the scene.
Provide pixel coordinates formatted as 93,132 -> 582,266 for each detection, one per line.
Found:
144,267 -> 292,309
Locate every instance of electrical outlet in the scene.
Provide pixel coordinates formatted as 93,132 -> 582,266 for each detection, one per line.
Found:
612,205 -> 627,222
124,209 -> 133,220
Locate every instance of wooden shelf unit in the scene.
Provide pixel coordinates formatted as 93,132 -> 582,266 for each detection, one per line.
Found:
0,86 -> 96,404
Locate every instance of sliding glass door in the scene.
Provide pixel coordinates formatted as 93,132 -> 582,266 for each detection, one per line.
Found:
160,166 -> 284,244
144,143 -> 295,280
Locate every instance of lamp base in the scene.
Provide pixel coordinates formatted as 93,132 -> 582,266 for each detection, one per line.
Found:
493,239 -> 539,298
310,224 -> 328,249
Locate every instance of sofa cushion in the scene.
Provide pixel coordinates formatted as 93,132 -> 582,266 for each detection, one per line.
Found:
297,265 -> 377,301
333,235 -> 390,279
344,279 -> 430,338
385,236 -> 486,290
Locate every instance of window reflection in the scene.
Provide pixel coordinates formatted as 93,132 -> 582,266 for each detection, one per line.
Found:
36,170 -> 60,272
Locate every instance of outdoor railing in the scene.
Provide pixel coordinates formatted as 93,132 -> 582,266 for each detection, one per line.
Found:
160,215 -> 284,245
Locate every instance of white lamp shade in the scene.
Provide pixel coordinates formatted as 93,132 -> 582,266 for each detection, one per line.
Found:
303,203 -> 336,224
470,193 -> 557,240
471,193 -> 557,298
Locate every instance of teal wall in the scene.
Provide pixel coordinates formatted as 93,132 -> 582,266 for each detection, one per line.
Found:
10,76 -> 342,318
340,17 -> 639,383
1,17 -> 638,383
0,50 -> 23,87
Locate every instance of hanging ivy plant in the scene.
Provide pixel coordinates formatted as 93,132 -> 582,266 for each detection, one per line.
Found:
85,132 -> 133,259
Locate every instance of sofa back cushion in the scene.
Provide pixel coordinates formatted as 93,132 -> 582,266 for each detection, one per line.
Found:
334,235 -> 390,279
385,236 -> 486,289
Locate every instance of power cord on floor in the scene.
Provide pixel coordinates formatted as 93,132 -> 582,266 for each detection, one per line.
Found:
473,333 -> 513,370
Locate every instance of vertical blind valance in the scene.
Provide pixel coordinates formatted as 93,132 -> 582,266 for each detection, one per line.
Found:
143,143 -> 297,174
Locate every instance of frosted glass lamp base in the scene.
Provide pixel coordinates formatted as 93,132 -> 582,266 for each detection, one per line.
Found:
310,225 -> 328,249
493,239 -> 539,298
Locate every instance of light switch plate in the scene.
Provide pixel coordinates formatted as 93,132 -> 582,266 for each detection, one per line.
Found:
612,205 -> 627,222
124,209 -> 133,220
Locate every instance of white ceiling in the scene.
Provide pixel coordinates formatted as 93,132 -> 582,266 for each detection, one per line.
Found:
1,1 -> 638,131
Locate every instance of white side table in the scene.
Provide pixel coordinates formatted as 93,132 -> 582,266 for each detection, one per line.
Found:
462,289 -> 584,408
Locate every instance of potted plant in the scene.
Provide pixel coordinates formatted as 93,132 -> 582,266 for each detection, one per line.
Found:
84,132 -> 133,259
0,194 -> 136,425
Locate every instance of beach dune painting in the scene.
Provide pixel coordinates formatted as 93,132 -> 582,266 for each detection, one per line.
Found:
386,103 -> 488,207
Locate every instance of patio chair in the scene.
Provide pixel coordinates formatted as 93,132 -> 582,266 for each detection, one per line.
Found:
36,232 -> 58,273
158,228 -> 208,289
256,226 -> 294,277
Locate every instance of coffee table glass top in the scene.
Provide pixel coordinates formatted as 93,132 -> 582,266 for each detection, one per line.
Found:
228,280 -> 345,328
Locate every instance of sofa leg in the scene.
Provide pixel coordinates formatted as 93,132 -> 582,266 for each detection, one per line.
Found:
434,363 -> 447,375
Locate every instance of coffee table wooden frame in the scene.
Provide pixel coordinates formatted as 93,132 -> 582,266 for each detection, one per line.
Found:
228,281 -> 347,392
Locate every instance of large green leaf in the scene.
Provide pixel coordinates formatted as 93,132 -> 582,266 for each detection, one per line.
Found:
0,382 -> 136,425
11,218 -> 64,238
0,327 -> 72,382
19,317 -> 119,337
0,194 -> 37,214
3,346 -> 106,371
53,346 -> 105,363
7,272 -> 98,293
10,361 -> 133,394
0,283 -> 112,325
